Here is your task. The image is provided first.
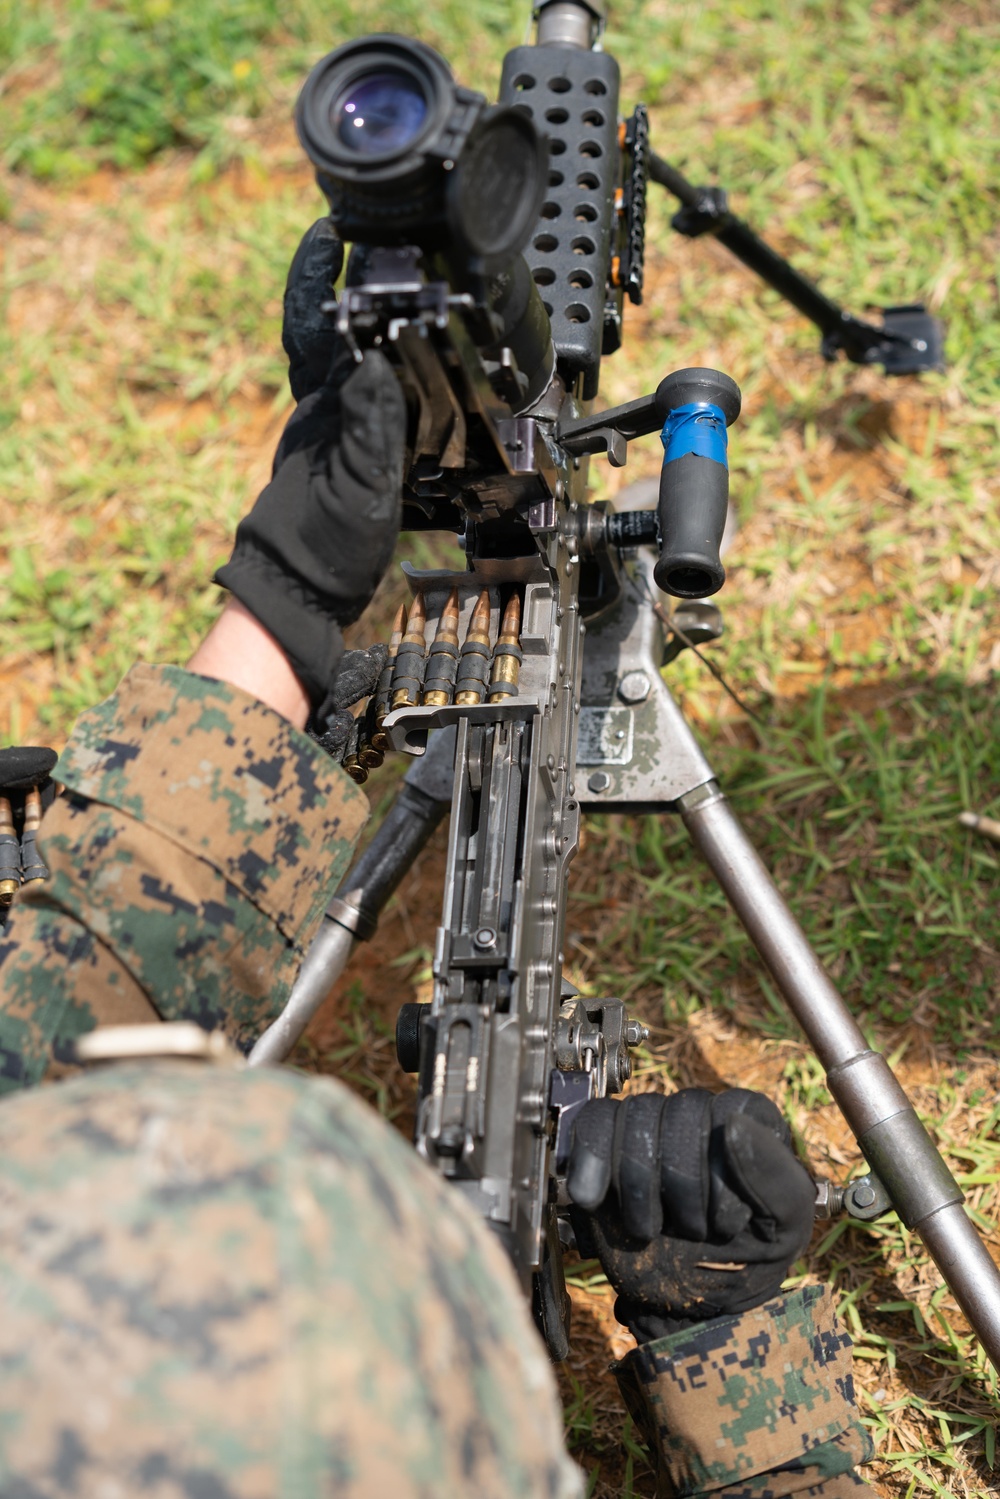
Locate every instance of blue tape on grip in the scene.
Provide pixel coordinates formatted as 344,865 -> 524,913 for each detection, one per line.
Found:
660,402 -> 728,468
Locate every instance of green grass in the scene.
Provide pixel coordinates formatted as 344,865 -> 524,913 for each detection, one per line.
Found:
3,0 -> 288,176
0,182 -> 297,728
0,0 -> 531,178
573,677 -> 1000,1047
3,0 -> 1000,1493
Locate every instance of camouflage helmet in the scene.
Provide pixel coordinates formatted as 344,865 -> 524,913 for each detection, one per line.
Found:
0,1058 -> 583,1498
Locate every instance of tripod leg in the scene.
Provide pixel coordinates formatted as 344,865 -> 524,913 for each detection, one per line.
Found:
677,778 -> 1000,1371
248,727 -> 456,1066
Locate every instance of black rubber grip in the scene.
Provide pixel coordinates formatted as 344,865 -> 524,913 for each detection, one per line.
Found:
652,368 -> 741,600
654,449 -> 729,598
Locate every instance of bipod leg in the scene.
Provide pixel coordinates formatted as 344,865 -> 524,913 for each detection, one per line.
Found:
577,567 -> 998,1360
674,776 -> 1000,1370
248,727 -> 456,1066
647,152 -> 944,374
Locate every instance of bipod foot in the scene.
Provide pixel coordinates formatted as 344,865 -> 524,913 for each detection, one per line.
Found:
822,303 -> 945,374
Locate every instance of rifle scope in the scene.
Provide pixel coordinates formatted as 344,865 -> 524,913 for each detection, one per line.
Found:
296,35 -> 549,274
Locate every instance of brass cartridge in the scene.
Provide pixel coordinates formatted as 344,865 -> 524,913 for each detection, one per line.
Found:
455,590 -> 493,705
19,786 -> 48,884
0,796 -> 19,907
372,603 -> 407,751
390,594 -> 428,709
342,716 -> 368,784
357,696 -> 384,771
488,594 -> 523,702
422,589 -> 461,706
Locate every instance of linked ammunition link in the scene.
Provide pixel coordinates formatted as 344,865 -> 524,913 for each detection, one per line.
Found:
342,716 -> 365,784
0,796 -> 19,912
423,589 -> 461,706
372,603 -> 407,751
488,594 -> 523,703
390,595 -> 428,708
0,754 -> 55,923
318,584 -> 527,782
18,787 -> 46,884
455,590 -> 493,705
357,698 -> 384,772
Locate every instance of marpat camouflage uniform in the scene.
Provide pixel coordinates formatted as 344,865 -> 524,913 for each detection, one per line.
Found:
0,1059 -> 583,1498
0,663 -> 873,1495
615,1288 -> 872,1496
0,662 -> 368,1086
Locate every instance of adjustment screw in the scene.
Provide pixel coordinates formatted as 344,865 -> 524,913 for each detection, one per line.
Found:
813,1180 -> 845,1218
618,670 -> 651,704
588,771 -> 611,793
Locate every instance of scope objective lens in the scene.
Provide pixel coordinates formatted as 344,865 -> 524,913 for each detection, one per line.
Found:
334,72 -> 429,157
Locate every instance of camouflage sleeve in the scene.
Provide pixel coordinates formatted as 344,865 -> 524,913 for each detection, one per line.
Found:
0,663 -> 368,1090
614,1285 -> 874,1497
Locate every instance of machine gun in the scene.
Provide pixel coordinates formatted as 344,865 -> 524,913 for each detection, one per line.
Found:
248,0 -> 1000,1369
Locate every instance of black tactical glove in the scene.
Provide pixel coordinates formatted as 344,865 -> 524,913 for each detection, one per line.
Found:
214,355 -> 404,721
281,217 -> 343,402
215,223 -> 405,723
567,1088 -> 815,1342
307,643 -> 388,759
